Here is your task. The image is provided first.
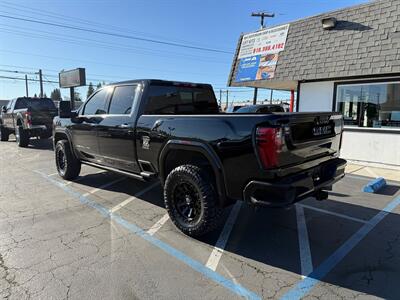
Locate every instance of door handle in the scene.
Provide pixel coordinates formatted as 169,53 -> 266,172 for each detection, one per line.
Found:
119,123 -> 130,128
151,120 -> 163,131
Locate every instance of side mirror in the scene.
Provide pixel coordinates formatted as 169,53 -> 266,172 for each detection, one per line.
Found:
1,106 -> 6,113
58,101 -> 72,118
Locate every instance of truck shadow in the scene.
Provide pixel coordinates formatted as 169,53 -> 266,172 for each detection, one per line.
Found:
28,138 -> 54,150
70,171 -> 400,299
6,136 -> 54,150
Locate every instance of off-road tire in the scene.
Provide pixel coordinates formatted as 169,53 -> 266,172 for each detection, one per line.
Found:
0,126 -> 9,141
55,140 -> 81,180
164,164 -> 223,237
16,126 -> 29,147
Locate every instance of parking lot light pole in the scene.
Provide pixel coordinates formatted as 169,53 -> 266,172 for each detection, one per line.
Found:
70,87 -> 75,110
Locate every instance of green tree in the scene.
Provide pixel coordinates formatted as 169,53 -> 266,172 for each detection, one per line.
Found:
96,82 -> 102,90
87,82 -> 95,98
50,88 -> 62,101
34,93 -> 37,97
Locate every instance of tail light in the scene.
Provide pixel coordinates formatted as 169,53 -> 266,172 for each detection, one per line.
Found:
256,127 -> 284,169
25,111 -> 32,127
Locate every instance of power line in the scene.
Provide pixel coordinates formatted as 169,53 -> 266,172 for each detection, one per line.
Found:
0,14 -> 233,54
0,75 -> 58,83
0,49 -> 228,77
1,1 -> 231,50
0,68 -> 37,75
0,24 -> 230,64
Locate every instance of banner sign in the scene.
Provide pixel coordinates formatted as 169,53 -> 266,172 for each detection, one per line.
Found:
59,68 -> 86,88
235,24 -> 289,82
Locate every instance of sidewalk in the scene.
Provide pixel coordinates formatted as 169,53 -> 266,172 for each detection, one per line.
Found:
345,162 -> 400,182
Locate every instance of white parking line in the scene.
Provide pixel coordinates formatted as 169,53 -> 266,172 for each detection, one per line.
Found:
295,204 -> 313,278
147,213 -> 170,236
299,203 -> 368,224
206,201 -> 242,271
83,177 -> 125,196
109,181 -> 160,213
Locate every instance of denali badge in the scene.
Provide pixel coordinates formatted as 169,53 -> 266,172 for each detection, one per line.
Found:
142,136 -> 150,150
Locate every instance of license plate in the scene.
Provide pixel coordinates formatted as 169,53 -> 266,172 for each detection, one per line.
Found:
312,124 -> 333,137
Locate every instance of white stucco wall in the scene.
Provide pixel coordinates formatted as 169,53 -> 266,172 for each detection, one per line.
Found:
298,80 -> 400,167
298,81 -> 334,112
340,129 -> 400,167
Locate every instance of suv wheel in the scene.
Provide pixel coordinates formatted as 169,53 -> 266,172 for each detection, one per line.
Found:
55,140 -> 81,180
15,126 -> 29,147
164,165 -> 223,237
0,126 -> 9,141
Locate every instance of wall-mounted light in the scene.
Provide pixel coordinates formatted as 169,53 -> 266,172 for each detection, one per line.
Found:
321,17 -> 337,30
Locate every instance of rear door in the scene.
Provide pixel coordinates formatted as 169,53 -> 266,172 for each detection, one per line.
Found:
71,88 -> 110,161
97,84 -> 141,172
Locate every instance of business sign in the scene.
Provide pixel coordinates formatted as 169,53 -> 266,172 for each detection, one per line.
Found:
59,68 -> 86,88
235,24 -> 289,82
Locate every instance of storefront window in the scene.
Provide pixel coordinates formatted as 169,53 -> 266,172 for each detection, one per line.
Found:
336,81 -> 400,128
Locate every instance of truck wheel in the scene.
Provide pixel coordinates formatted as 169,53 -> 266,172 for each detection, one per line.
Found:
0,126 -> 9,141
15,126 -> 29,147
55,140 -> 81,180
164,165 -> 223,237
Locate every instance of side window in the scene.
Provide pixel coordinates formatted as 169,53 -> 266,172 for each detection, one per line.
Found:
83,89 -> 109,115
145,86 -> 180,114
14,99 -> 27,110
6,100 -> 13,111
144,85 -> 218,114
108,85 -> 137,115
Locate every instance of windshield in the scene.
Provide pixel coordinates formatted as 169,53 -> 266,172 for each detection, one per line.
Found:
15,98 -> 56,110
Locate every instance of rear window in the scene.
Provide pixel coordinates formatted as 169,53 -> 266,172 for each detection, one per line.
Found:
235,106 -> 253,113
144,85 -> 218,114
15,98 -> 56,110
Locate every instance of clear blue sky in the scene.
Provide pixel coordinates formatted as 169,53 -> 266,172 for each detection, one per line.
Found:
0,0 -> 368,102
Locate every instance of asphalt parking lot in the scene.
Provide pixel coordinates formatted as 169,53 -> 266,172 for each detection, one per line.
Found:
1,137 -> 400,300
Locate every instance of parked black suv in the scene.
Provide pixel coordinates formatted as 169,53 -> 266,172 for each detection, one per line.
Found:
0,97 -> 57,147
53,80 -> 346,236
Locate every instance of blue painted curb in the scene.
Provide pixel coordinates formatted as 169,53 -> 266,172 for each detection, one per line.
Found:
362,177 -> 386,193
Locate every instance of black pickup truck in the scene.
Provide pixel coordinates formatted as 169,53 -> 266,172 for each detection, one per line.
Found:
53,79 -> 346,236
0,97 -> 57,147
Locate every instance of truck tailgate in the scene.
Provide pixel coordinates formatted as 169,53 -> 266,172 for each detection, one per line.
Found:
30,108 -> 58,126
255,112 -> 343,170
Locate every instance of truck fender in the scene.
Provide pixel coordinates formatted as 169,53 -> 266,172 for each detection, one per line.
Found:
159,140 -> 228,206
53,129 -> 79,159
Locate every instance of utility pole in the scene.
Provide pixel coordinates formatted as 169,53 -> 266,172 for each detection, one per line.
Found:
38,69 -> 43,98
251,12 -> 275,105
226,90 -> 229,111
270,89 -> 273,104
25,75 -> 29,97
219,89 -> 222,108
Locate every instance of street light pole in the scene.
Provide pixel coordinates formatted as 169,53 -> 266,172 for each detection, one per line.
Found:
251,12 -> 275,105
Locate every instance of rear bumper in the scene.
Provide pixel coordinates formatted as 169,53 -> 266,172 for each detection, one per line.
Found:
243,158 -> 346,207
26,125 -> 52,136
